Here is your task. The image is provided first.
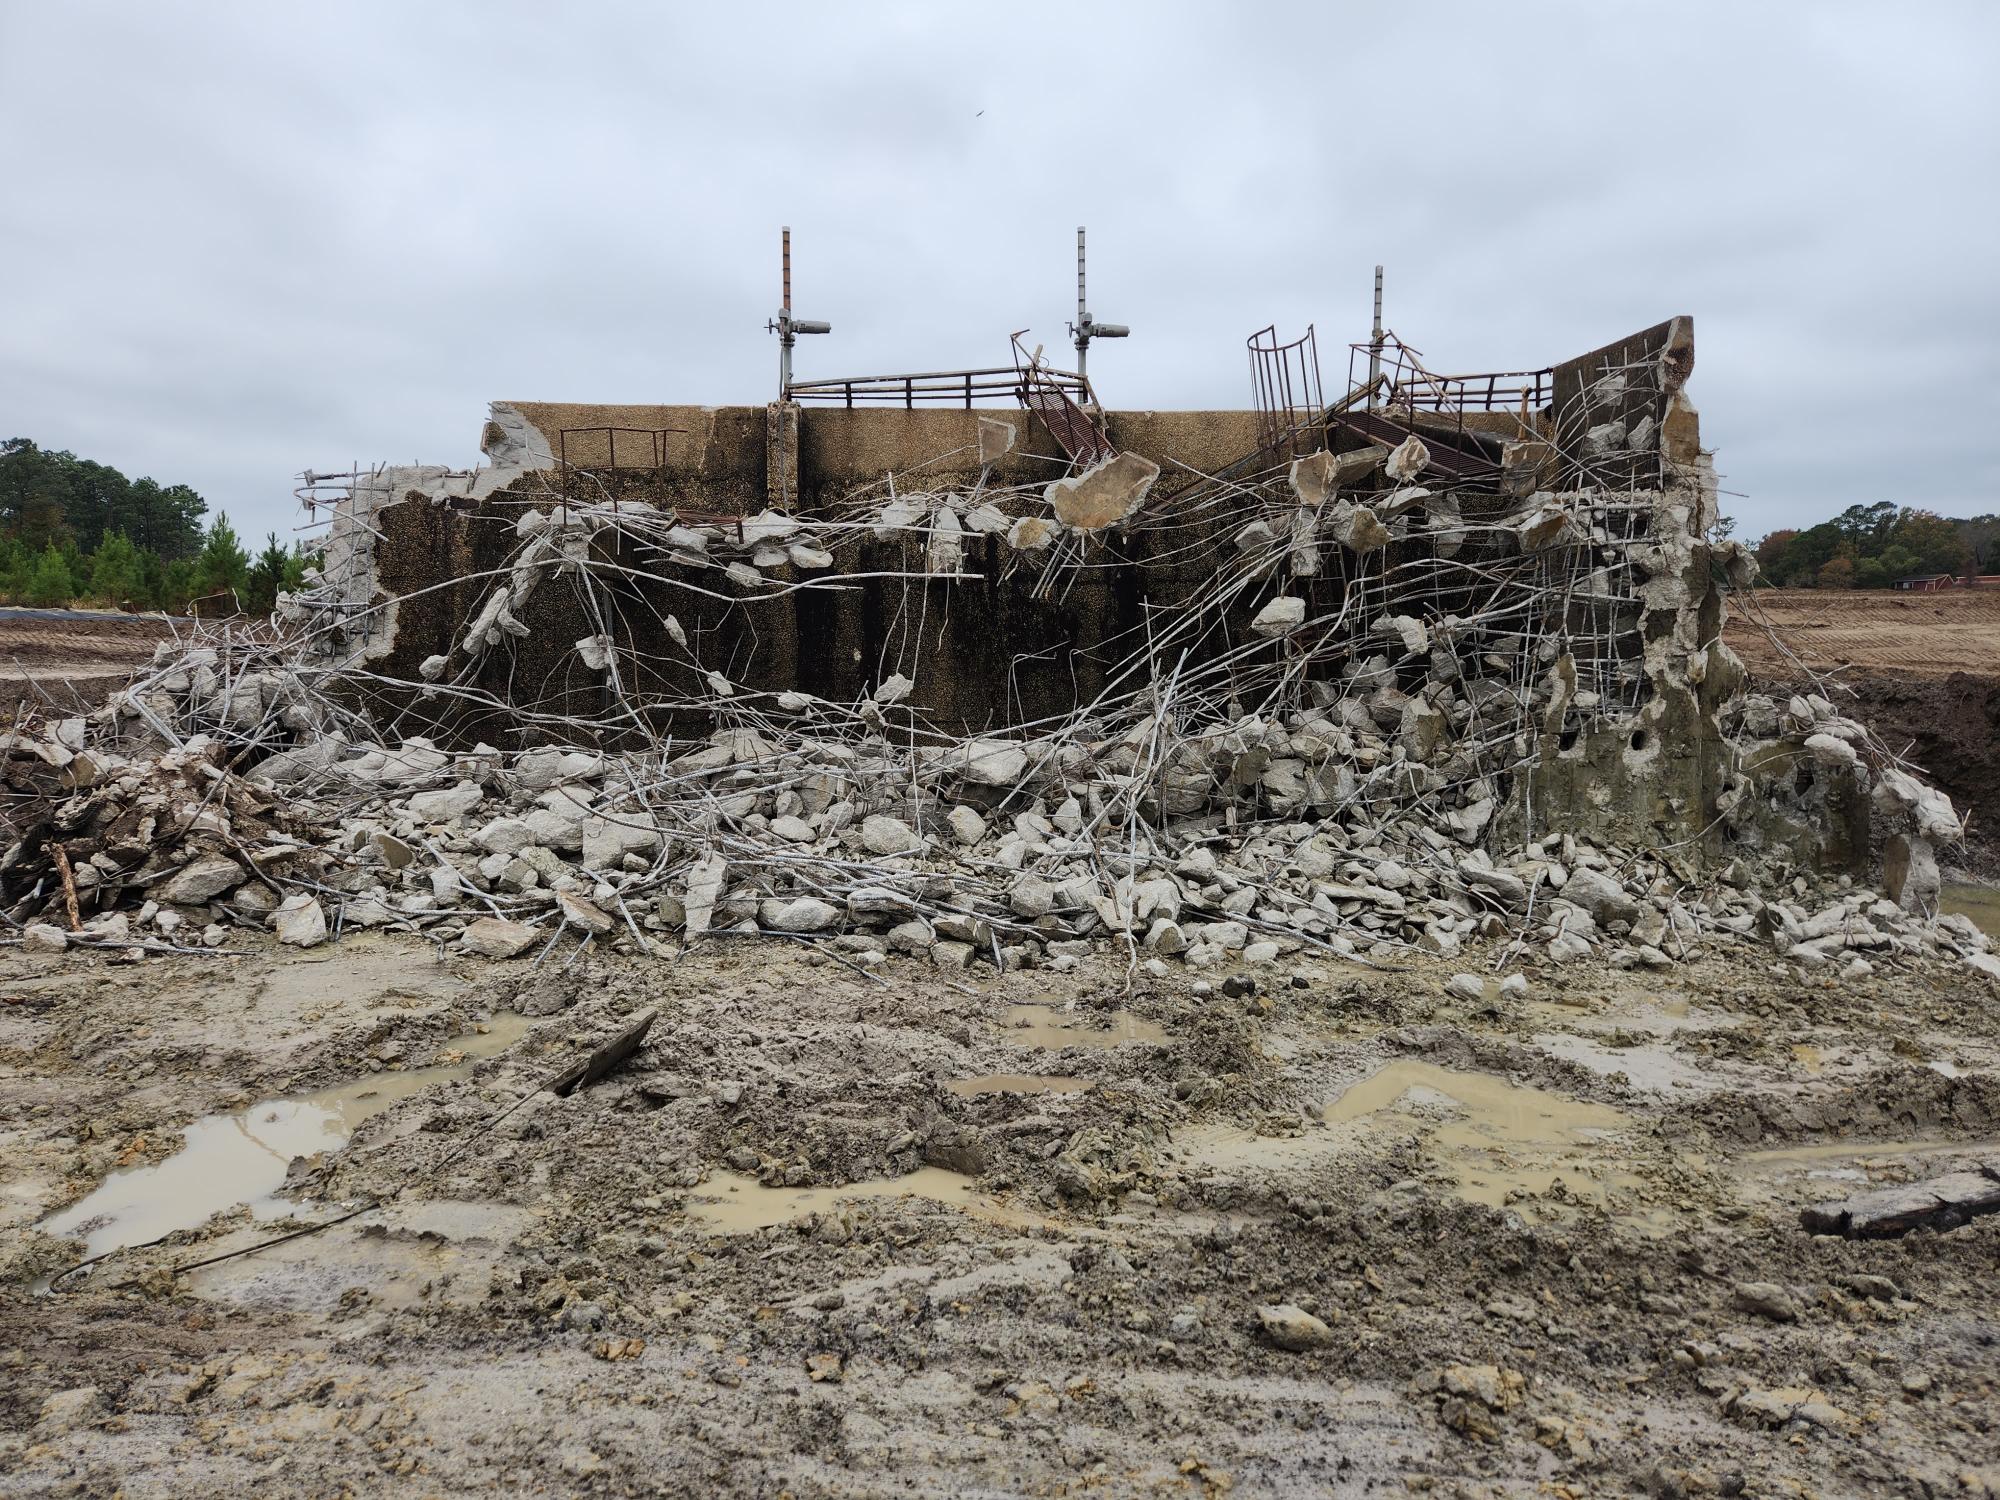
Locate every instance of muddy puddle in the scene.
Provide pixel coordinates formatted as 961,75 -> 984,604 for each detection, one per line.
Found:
1179,1060 -> 1651,1223
1326,1061 -> 1646,1216
999,1002 -> 1168,1049
1524,991 -> 1730,1038
1532,1031 -> 1717,1092
945,1073 -> 1092,1098
186,1200 -> 536,1315
273,936 -> 469,1011
1941,882 -> 2000,938
684,1169 -> 1056,1233
40,1014 -> 531,1258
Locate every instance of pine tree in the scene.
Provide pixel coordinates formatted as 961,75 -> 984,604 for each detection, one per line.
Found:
162,559 -> 198,614
58,536 -> 89,600
0,536 -> 29,602
244,532 -> 291,615
87,532 -> 144,606
26,545 -> 74,607
192,513 -> 250,609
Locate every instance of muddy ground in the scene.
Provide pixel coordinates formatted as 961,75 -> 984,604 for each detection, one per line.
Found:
4,911 -> 1999,1497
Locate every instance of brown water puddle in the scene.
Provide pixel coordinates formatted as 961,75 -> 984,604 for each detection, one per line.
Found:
1182,1061 -> 1650,1223
684,1169 -> 1056,1233
1000,1003 -> 1168,1049
1525,992 -> 1730,1039
1326,1062 -> 1643,1215
1322,1060 -> 1630,1137
273,936 -> 469,1012
186,1199 -> 536,1314
946,1073 -> 1092,1098
40,1014 -> 531,1258
1941,883 -> 2000,938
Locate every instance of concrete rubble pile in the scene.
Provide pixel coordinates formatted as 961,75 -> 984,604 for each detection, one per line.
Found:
0,644 -> 1990,993
2,320 -> 1987,986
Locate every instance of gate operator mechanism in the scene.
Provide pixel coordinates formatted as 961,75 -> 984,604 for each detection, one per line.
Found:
768,226 -> 831,398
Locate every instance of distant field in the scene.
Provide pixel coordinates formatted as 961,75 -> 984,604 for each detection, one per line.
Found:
0,607 -> 183,715
1724,587 -> 2000,680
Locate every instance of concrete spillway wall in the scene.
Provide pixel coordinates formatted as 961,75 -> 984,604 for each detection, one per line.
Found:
345,404 -> 1271,741
319,319 -> 1896,874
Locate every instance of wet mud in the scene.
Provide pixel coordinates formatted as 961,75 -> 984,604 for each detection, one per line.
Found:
4,916 -> 1999,1496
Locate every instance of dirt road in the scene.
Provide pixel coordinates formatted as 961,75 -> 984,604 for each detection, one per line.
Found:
4,919 -> 1998,1495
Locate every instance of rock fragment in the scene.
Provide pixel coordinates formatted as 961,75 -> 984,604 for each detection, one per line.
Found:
272,895 -> 327,947
1256,1304 -> 1336,1351
461,916 -> 540,958
157,856 -> 249,904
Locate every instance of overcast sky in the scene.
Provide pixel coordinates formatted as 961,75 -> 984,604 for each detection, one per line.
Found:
4,2 -> 1997,544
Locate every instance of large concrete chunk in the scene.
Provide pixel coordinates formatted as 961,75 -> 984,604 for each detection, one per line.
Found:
581,815 -> 663,870
1331,503 -> 1391,552
1006,515 -> 1054,551
759,896 -> 840,933
461,916 -> 540,958
1250,596 -> 1305,638
1288,449 -> 1338,506
1880,833 -> 1940,913
158,855 -> 249,905
1044,451 -> 1160,531
977,416 -> 1017,466
1384,435 -> 1430,481
955,739 -> 1030,787
272,895 -> 327,947
1561,867 -> 1640,927
684,853 -> 727,938
407,781 -> 484,822
860,814 -> 922,856
557,890 -> 615,935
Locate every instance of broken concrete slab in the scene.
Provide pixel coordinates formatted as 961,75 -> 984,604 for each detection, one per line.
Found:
1250,596 -> 1305,638
272,895 -> 327,947
1880,833 -> 1940,913
460,916 -> 540,958
1045,451 -> 1160,531
157,855 -> 249,905
1801,1161 -> 2000,1238
977,416 -> 1017,466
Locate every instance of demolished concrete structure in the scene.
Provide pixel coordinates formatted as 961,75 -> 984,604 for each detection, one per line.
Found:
0,318 -> 1986,989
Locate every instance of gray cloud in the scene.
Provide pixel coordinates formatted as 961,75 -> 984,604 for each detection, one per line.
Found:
4,0 -> 1996,544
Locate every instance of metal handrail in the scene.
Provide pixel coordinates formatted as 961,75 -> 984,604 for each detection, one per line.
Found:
1346,334 -> 1551,413
786,365 -> 1094,409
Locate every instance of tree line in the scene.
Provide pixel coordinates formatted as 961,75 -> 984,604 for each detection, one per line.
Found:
0,438 -> 312,615
1750,503 -> 1999,589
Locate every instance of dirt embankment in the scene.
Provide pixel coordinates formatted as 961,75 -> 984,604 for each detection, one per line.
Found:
1726,588 -> 2000,681
1726,590 -> 2000,864
0,610 -> 182,717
